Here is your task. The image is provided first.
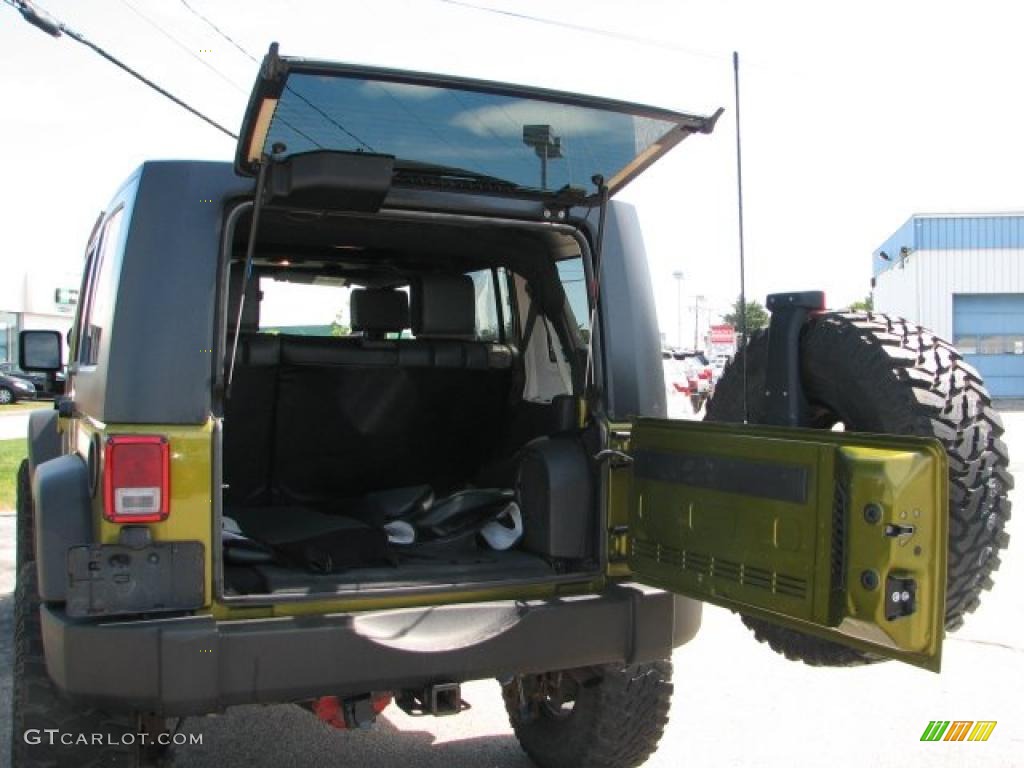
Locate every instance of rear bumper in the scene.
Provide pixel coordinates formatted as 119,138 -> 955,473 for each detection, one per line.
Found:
41,583 -> 701,716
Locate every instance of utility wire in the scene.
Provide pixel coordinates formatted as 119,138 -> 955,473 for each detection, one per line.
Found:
6,0 -> 237,139
436,0 -> 725,62
118,0 -> 248,94
179,0 -> 256,62
119,0 -> 325,151
175,0 -> 374,152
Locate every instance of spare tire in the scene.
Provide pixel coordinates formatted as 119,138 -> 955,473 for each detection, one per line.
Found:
706,311 -> 1012,666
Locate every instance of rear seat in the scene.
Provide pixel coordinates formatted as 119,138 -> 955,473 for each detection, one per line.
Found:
223,276 -> 515,508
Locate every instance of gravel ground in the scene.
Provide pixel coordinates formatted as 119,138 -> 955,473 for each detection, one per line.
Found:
2,414 -> 1022,767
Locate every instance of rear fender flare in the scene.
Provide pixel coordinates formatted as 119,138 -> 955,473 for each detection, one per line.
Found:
27,408 -> 61,476
33,454 -> 93,603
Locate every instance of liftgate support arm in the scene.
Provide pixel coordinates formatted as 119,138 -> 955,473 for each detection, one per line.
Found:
761,291 -> 826,426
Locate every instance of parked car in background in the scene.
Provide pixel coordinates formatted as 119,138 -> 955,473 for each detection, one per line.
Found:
662,349 -> 689,395
0,368 -> 37,404
0,361 -> 64,398
710,353 -> 731,383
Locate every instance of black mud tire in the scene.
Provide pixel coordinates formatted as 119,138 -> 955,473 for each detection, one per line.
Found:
12,564 -> 144,767
16,459 -> 33,573
502,660 -> 673,768
705,312 -> 1012,666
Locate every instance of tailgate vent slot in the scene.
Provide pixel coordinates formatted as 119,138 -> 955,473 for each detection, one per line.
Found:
631,539 -> 807,599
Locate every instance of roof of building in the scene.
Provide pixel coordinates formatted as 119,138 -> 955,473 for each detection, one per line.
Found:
873,212 -> 1024,276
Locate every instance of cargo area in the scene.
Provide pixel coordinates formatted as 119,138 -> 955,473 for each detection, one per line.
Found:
218,206 -> 599,598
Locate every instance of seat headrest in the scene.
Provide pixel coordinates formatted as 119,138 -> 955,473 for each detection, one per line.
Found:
350,289 -> 409,335
412,275 -> 476,338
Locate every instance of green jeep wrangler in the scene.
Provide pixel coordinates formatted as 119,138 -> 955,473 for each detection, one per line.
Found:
11,46 -> 1011,767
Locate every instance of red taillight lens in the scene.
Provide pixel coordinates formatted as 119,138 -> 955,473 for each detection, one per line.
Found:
698,369 -> 712,379
103,435 -> 170,523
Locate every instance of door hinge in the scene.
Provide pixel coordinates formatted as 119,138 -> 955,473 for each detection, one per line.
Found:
594,449 -> 633,468
609,524 -> 630,561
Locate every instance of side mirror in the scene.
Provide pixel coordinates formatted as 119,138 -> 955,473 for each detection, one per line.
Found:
19,330 -> 63,372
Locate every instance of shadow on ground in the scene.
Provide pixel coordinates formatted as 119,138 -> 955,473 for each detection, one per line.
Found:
0,589 -> 14,765
172,703 -> 531,768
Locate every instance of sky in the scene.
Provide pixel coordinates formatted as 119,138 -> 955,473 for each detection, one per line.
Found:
2,0 -> 1023,347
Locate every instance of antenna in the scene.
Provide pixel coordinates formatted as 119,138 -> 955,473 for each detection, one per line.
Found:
733,51 -> 749,423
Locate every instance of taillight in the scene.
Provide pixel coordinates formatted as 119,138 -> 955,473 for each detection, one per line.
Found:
698,369 -> 712,379
103,435 -> 170,523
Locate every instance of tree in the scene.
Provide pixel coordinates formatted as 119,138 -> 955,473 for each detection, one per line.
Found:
849,294 -> 874,312
723,297 -> 769,333
330,310 -> 351,337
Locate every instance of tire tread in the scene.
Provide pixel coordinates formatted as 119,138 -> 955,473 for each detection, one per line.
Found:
706,311 -> 1012,667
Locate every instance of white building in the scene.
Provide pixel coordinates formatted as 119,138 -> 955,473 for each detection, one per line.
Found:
873,212 -> 1024,397
0,270 -> 80,365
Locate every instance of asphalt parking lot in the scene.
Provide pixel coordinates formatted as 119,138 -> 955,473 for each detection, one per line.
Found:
1,412 -> 1021,768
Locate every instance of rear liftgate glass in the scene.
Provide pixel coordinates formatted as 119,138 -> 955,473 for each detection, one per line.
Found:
626,419 -> 947,671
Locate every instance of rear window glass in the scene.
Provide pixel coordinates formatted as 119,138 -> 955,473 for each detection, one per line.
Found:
256,72 -> 688,197
258,277 -> 353,336
78,207 -> 124,365
256,272 -> 504,341
557,257 -> 590,343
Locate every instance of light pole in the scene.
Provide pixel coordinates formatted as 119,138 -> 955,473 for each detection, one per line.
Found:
523,124 -> 562,191
672,271 -> 684,348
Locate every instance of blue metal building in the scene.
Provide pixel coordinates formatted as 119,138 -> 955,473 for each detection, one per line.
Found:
873,213 -> 1024,398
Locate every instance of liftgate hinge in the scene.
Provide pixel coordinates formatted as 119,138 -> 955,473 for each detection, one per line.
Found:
594,449 -> 634,469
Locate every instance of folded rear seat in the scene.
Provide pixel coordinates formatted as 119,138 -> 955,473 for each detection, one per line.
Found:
270,275 -> 516,504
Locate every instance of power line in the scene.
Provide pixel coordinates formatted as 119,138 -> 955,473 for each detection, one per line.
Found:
117,0 -> 327,151
436,0 -> 725,62
179,0 -> 256,62
118,0 -> 248,94
6,0 -> 237,139
119,0 -> 325,152
175,0 -> 374,152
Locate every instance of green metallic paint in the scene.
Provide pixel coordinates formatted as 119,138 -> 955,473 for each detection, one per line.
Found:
625,418 -> 947,672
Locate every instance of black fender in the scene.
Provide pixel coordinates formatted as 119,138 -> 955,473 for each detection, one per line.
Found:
32,454 -> 93,602
27,408 -> 61,475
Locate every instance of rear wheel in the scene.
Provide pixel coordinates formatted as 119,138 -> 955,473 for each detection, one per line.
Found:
12,564 -> 154,767
0,386 -> 14,404
502,661 -> 673,768
706,311 -> 1012,666
16,459 -> 33,573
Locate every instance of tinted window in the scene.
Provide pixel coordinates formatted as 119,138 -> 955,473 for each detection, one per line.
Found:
256,271 -> 505,342
557,257 -> 590,342
467,270 -> 500,342
0,312 -> 16,364
258,276 -> 353,336
956,334 -> 1024,355
496,267 -> 516,343
256,71 -> 692,197
78,208 -> 124,365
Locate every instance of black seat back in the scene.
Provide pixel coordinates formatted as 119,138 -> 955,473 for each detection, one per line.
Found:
225,278 -> 515,507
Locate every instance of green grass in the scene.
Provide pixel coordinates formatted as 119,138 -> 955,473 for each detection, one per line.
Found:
0,437 -> 27,511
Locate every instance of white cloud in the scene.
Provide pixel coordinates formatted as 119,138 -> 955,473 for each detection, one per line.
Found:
360,81 -> 442,101
450,99 -> 614,138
